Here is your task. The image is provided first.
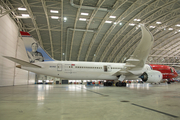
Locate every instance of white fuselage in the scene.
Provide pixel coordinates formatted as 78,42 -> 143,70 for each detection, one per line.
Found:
22,61 -> 152,80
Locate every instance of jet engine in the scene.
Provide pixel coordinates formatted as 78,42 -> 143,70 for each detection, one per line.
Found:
139,70 -> 162,83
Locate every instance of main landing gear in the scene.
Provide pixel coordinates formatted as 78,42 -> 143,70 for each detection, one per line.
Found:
167,81 -> 171,84
116,81 -> 126,87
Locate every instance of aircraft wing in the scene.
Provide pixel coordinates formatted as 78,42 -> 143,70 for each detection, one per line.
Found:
112,24 -> 154,78
3,56 -> 41,68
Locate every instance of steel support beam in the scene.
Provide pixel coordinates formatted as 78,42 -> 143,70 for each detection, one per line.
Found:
65,28 -> 95,61
77,0 -> 105,61
84,0 -> 128,61
21,0 -> 44,48
93,0 -> 153,62
69,0 -> 83,61
41,0 -> 54,58
106,0 -> 177,62
61,0 -> 63,60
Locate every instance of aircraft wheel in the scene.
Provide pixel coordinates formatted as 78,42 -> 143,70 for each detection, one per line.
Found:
119,82 -> 122,87
167,82 -> 171,84
123,83 -> 126,86
116,82 -> 121,87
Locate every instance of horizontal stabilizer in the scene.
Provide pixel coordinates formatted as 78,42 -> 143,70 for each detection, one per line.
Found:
3,56 -> 41,68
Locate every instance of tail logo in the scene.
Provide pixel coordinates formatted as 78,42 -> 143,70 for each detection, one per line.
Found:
20,31 -> 54,63
27,42 -> 44,63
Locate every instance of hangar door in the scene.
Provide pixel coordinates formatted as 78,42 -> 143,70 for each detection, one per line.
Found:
62,80 -> 68,84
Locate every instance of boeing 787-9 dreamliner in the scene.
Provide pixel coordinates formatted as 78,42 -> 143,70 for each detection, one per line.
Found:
4,24 -> 178,86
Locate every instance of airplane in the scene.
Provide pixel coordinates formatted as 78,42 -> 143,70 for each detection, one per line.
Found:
149,64 -> 178,84
3,24 -> 178,87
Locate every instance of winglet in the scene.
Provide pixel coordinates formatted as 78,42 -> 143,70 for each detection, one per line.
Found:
126,24 -> 154,69
111,24 -> 154,77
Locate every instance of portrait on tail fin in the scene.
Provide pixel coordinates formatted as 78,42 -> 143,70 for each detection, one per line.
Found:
27,42 -> 44,63
20,31 -> 55,63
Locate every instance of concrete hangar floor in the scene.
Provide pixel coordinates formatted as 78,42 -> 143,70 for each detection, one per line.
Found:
0,83 -> 180,120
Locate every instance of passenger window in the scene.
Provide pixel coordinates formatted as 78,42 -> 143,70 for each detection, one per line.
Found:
170,68 -> 174,73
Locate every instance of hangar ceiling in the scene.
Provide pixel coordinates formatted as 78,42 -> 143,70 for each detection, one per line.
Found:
1,0 -> 180,65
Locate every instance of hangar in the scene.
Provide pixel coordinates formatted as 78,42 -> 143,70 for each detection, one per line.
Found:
0,0 -> 180,119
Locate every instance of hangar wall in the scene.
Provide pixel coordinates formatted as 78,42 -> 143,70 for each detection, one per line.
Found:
0,13 -> 35,86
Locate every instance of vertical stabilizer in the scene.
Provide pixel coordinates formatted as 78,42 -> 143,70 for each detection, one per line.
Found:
20,31 -> 55,63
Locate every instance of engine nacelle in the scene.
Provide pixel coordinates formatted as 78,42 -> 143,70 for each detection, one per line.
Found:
139,70 -> 162,83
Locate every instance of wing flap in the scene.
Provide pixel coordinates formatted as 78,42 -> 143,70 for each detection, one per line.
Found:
3,56 -> 41,68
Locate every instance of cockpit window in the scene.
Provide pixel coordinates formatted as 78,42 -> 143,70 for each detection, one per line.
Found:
170,68 -> 174,73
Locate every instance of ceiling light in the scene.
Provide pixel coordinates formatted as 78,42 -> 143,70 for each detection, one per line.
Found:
63,53 -> 65,55
64,17 -> 67,22
119,22 -> 122,25
18,8 -> 26,11
79,18 -> 86,21
81,13 -> 89,16
178,30 -> 180,32
22,14 -> 29,17
51,16 -> 59,19
156,22 -> 162,24
114,22 -> 117,25
168,28 -> 173,30
134,19 -> 141,21
50,10 -> 58,13
175,24 -> 180,27
105,21 -> 112,23
129,23 -> 135,26
149,26 -> 156,28
109,16 -> 116,18
64,17 -> 67,21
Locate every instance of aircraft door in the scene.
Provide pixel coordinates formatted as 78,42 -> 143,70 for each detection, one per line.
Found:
57,64 -> 62,71
104,65 -> 111,72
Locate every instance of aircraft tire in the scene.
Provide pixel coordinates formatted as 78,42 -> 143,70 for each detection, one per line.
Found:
116,82 -> 119,87
119,83 -> 122,87
116,82 -> 127,87
122,83 -> 126,86
167,82 -> 171,84
116,82 -> 121,87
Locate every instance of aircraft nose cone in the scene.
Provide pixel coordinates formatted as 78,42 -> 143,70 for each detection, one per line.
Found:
175,72 -> 178,77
